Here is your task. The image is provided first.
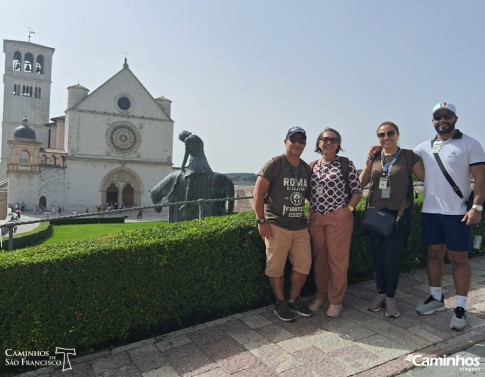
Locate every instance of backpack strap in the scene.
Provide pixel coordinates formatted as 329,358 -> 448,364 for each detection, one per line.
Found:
338,156 -> 351,201
264,155 -> 282,201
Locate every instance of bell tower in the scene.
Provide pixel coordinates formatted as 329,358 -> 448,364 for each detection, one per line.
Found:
1,39 -> 55,179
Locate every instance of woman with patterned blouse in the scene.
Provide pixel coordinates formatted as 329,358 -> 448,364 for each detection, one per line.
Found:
308,128 -> 363,317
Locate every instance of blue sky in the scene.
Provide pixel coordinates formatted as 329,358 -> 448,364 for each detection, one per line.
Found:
2,0 -> 485,174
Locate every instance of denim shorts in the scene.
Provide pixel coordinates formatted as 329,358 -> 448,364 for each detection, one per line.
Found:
422,213 -> 471,252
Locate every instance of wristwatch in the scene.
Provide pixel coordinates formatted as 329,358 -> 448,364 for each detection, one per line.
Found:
256,218 -> 267,224
347,205 -> 355,212
472,204 -> 483,212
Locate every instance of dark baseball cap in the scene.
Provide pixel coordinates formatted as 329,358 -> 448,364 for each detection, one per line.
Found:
286,126 -> 306,139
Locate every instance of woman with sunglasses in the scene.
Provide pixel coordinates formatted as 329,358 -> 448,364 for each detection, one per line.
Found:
360,122 -> 424,318
308,128 -> 362,317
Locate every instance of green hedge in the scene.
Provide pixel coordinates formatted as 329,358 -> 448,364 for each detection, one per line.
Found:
0,212 -> 269,373
0,221 -> 52,251
1,198 -> 483,375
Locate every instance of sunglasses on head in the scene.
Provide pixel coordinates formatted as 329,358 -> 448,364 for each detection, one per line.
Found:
320,137 -> 339,144
433,113 -> 454,121
289,136 -> 306,144
377,130 -> 397,139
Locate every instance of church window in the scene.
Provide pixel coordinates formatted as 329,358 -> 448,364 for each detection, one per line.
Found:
24,53 -> 34,72
36,55 -> 44,74
13,51 -> 22,71
118,96 -> 131,110
14,84 -> 18,95
19,151 -> 30,166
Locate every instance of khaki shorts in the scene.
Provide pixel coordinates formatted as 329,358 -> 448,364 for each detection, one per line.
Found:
265,224 -> 311,277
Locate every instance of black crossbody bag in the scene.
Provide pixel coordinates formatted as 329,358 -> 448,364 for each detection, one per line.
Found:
431,138 -> 476,208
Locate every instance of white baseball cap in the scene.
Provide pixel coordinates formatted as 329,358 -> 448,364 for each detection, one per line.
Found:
432,102 -> 457,115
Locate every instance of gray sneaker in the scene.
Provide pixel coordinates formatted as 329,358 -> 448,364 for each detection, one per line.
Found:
368,294 -> 386,312
416,295 -> 446,315
288,297 -> 313,317
385,297 -> 400,318
450,307 -> 468,331
274,300 -> 296,322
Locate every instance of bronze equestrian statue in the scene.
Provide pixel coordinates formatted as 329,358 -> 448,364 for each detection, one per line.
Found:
150,131 -> 235,222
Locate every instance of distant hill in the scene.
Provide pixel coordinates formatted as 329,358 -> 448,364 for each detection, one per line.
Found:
226,173 -> 257,186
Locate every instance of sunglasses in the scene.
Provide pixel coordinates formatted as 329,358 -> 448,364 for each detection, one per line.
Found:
320,137 -> 339,144
377,130 -> 397,139
289,137 -> 306,144
433,113 -> 454,121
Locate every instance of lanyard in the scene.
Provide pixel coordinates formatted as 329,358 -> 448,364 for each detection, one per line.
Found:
381,148 -> 401,177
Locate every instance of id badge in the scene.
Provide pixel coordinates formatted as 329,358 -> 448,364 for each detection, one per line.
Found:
381,187 -> 391,198
379,177 -> 388,190
316,186 -> 323,195
432,141 -> 442,153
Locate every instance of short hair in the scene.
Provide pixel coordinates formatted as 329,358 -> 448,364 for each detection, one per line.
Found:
314,127 -> 343,154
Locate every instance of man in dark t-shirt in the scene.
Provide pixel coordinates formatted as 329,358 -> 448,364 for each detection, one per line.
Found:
253,126 -> 312,322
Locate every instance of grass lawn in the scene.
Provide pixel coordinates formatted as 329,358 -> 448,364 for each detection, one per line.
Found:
43,221 -> 168,245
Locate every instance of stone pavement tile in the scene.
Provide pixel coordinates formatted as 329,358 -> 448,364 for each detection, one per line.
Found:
354,355 -> 415,377
268,312 -> 326,337
111,338 -> 156,354
142,365 -> 180,377
192,368 -> 231,377
217,320 -> 264,345
277,337 -> 313,354
279,364 -> 323,376
188,326 -> 227,346
254,323 -> 295,343
362,318 -> 432,351
240,313 -> 274,329
328,344 -> 381,374
406,326 -> 444,343
92,352 -> 133,375
320,317 -> 375,342
162,342 -> 217,377
96,364 -> 142,377
156,334 -> 192,351
293,346 -> 350,376
230,362 -> 277,377
304,331 -> 354,352
244,338 -> 302,374
50,362 -> 95,377
128,344 -> 168,374
356,334 -> 409,361
200,336 -> 261,375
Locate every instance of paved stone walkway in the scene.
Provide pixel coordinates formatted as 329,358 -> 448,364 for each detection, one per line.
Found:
11,254 -> 485,377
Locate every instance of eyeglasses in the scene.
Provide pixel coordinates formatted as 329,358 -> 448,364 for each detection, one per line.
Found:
289,137 -> 306,144
320,137 -> 339,144
433,113 -> 454,121
377,130 -> 397,139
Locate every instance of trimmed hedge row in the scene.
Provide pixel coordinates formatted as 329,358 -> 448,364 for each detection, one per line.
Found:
0,221 -> 52,251
0,212 -> 269,366
0,197 -> 483,374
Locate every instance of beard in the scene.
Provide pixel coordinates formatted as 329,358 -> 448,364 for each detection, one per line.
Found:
434,121 -> 456,135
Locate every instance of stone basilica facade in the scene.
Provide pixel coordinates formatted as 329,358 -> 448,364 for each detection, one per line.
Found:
0,39 -> 174,218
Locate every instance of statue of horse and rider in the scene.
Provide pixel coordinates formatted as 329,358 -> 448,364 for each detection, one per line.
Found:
150,131 -> 234,222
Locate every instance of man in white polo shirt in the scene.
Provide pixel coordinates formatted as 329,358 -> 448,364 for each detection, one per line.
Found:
414,102 -> 485,330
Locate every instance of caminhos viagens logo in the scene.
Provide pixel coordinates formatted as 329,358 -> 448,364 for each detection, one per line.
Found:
405,353 -> 480,373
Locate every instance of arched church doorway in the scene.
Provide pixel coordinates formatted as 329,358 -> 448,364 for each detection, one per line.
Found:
100,168 -> 143,208
106,183 -> 118,207
38,196 -> 47,210
122,184 -> 134,207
